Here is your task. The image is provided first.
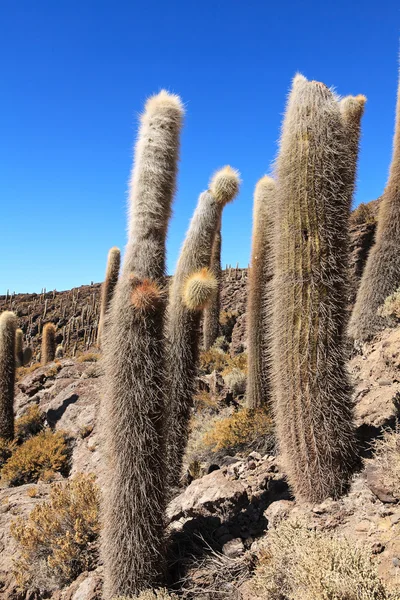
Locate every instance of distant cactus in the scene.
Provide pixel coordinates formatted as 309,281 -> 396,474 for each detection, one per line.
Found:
41,323 -> 56,364
15,328 -> 24,367
55,345 -> 64,359
0,311 -> 17,440
97,247 -> 121,348
247,176 -> 275,409
101,90 -> 184,598
166,166 -> 240,487
349,77 -> 400,340
22,347 -> 32,366
272,75 -> 358,502
203,223 -> 222,350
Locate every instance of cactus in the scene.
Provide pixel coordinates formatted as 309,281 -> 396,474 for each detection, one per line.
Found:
22,346 -> 32,366
349,77 -> 400,340
41,323 -> 56,364
272,75 -> 359,502
97,247 -> 121,347
101,90 -> 184,598
0,311 -> 17,440
247,176 -> 275,409
203,223 -> 222,350
166,166 -> 240,487
55,345 -> 64,359
15,328 -> 24,368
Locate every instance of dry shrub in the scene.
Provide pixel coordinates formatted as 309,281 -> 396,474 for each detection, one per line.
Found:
223,368 -> 246,397
77,352 -> 100,363
0,437 -> 15,468
351,202 -> 376,226
378,288 -> 400,320
11,474 -> 99,591
2,430 -> 69,486
193,390 -> 219,411
199,348 -> 231,374
203,407 -> 273,453
371,426 -> 400,498
15,362 -> 41,382
199,348 -> 247,375
219,309 -> 238,341
15,405 -> 45,441
251,519 -> 399,600
44,362 -> 62,378
114,590 -> 179,599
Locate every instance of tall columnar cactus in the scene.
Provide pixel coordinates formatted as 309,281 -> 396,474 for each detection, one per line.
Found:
42,322 -> 56,364
15,328 -> 24,367
0,311 -> 17,440
203,221 -> 222,350
101,90 -> 184,598
349,77 -> 400,341
272,75 -> 360,503
166,166 -> 240,487
340,95 -> 366,212
97,247 -> 121,347
247,176 -> 275,409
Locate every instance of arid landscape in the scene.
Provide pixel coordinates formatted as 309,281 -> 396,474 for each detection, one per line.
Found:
2,198 -> 400,599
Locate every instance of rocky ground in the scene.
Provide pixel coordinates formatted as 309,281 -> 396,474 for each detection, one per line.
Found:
1,318 -> 400,598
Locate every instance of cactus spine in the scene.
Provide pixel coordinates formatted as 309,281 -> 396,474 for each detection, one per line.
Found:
101,90 -> 184,598
97,247 -> 120,347
349,77 -> 400,340
272,75 -> 359,502
0,311 -> 17,440
15,328 -> 24,367
42,322 -> 56,364
247,176 -> 275,409
166,166 -> 240,487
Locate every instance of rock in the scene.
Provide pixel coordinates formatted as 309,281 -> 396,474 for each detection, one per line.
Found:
365,464 -> 398,503
372,542 -> 385,554
222,537 -> 244,558
167,469 -> 248,521
248,451 -> 262,461
264,500 -> 294,529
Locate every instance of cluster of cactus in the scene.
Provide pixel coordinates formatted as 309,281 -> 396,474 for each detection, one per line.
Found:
100,90 -> 240,597
5,64 -> 398,600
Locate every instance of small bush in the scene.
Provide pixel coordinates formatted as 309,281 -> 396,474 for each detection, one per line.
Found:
251,520 -> 399,600
199,347 -> 230,374
44,362 -> 62,378
371,426 -> 400,499
0,438 -> 15,469
2,430 -> 69,486
378,289 -> 400,320
114,590 -> 179,600
223,367 -> 246,397
199,348 -> 247,375
219,309 -> 238,341
11,474 -> 99,590
15,362 -> 41,382
77,352 -> 100,363
203,407 -> 273,453
351,202 -> 376,226
15,405 -> 45,441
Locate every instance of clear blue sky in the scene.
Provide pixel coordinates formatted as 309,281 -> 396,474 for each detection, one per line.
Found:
1,1 -> 399,293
